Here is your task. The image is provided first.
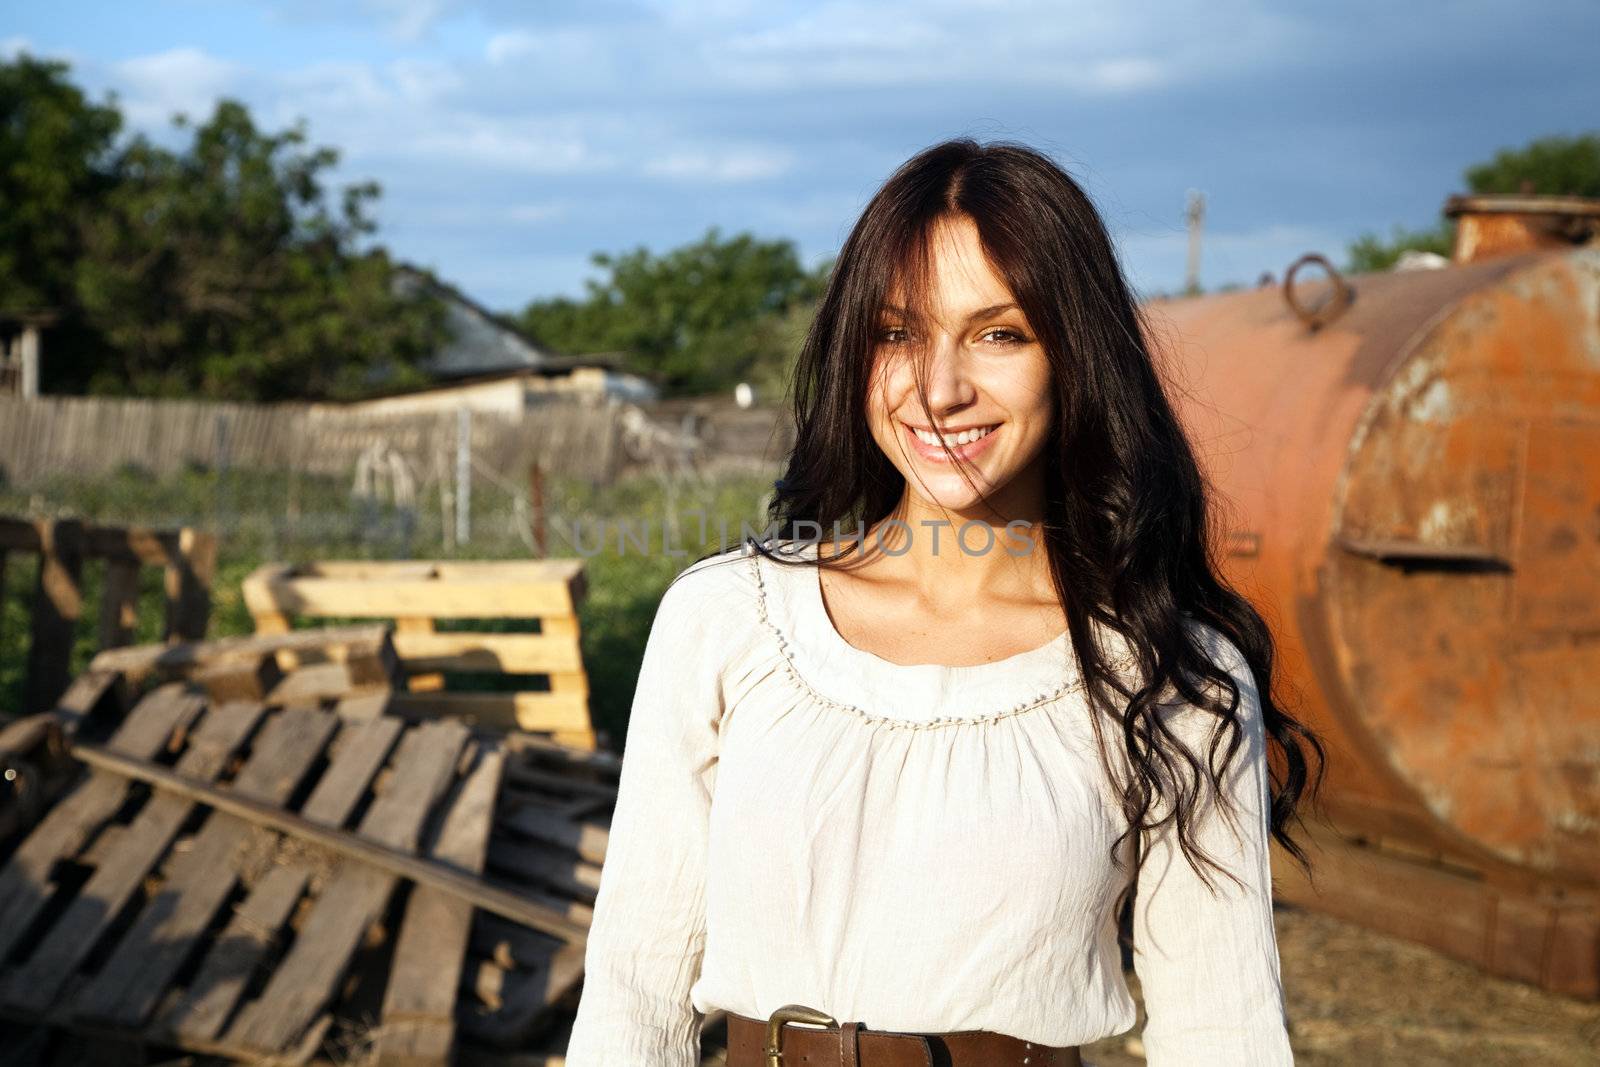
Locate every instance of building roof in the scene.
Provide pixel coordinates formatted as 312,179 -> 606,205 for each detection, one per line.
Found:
391,264 -> 553,380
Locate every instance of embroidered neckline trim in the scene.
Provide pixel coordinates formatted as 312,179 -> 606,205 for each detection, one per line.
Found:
747,548 -> 1117,730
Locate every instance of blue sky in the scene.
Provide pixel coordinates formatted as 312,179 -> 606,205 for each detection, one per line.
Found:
7,1 -> 1599,312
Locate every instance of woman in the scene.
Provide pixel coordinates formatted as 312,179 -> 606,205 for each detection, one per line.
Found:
564,138 -> 1325,1067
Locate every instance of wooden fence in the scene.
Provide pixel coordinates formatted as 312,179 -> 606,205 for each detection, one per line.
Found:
0,394 -> 626,486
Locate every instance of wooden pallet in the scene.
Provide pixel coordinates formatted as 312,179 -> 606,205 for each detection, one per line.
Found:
0,516 -> 215,715
0,626 -> 616,1065
241,561 -> 596,750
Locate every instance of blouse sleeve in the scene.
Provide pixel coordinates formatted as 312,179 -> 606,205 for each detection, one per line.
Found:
1129,630 -> 1295,1065
564,562 -> 729,1067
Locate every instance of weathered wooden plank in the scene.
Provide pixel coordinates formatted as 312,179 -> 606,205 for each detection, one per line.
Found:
163,526 -> 215,642
3,700 -> 264,1014
0,516 -> 42,552
0,684 -> 200,961
242,562 -> 583,620
395,617 -> 444,694
496,805 -> 609,866
389,691 -> 591,733
23,518 -> 85,713
503,765 -> 617,802
469,910 -> 592,972
158,717 -> 399,1043
300,716 -> 404,828
390,632 -> 584,675
89,624 -> 396,690
459,941 -> 586,1049
264,661 -> 378,705
225,719 -> 471,1054
332,690 -> 391,723
81,524 -> 176,567
97,558 -> 142,651
157,864 -> 308,1044
71,706 -> 337,1029
0,712 -> 56,760
193,654 -> 284,703
375,746 -> 505,1065
485,838 -> 602,903
49,667 -> 128,733
502,732 -> 621,777
66,730 -> 588,942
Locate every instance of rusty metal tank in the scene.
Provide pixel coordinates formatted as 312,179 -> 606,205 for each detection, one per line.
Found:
1141,195 -> 1600,994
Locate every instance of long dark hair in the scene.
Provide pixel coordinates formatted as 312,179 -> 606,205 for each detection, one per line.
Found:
710,137 -> 1326,905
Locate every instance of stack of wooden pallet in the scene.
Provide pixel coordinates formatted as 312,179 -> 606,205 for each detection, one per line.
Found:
0,624 -> 616,1065
242,560 -> 597,751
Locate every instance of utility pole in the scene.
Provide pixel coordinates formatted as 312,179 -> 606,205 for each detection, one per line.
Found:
1184,189 -> 1205,297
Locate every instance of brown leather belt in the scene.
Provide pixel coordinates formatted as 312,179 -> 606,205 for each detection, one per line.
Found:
723,1003 -> 1083,1067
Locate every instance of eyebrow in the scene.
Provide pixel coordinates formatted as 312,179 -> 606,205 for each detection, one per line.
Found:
880,302 -> 1022,323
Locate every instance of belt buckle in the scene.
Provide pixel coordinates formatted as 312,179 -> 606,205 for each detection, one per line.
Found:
764,1002 -> 838,1067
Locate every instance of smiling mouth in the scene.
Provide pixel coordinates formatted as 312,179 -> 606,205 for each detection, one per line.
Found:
907,423 -> 998,448
901,421 -> 1000,461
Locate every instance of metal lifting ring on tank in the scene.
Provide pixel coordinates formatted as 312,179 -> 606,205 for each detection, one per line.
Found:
1282,252 -> 1355,331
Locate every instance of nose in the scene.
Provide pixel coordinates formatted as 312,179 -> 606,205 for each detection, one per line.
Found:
920,330 -> 976,415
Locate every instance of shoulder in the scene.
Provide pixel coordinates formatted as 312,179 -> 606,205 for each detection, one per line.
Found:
1183,617 -> 1253,686
1090,614 -> 1256,707
1137,620 -> 1272,825
654,541 -> 763,627
1146,617 -> 1264,752
1183,618 -> 1258,710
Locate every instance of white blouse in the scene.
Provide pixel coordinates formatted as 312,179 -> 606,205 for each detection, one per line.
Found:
564,538 -> 1294,1066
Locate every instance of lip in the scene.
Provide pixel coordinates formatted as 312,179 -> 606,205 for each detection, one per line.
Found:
901,420 -> 1000,464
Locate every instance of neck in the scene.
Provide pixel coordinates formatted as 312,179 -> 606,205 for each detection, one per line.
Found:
824,454 -> 1053,607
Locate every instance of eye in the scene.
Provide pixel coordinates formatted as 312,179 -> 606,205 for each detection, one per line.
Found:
877,326 -> 911,344
979,327 -> 1029,345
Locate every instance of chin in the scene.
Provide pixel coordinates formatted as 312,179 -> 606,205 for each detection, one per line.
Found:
905,480 -> 1000,516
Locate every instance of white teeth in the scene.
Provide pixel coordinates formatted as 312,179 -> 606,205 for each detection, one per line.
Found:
911,424 -> 996,448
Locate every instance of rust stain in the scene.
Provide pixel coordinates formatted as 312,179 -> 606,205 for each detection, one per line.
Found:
1148,244 -> 1600,894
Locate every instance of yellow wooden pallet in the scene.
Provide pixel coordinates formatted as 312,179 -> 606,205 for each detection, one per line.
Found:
241,560 -> 595,750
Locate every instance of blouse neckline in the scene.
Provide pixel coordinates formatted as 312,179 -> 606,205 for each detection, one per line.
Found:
748,538 -> 1091,726
802,539 -> 1074,672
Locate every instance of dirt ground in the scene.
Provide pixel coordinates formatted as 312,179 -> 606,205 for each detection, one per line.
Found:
1080,902 -> 1600,1066
700,902 -> 1600,1066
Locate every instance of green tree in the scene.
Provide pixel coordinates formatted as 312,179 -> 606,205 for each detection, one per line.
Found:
1344,132 -> 1600,272
1346,223 -> 1456,273
520,227 -> 830,396
1,55 -> 445,400
1465,133 -> 1600,197
0,53 -> 121,315
72,99 -> 445,399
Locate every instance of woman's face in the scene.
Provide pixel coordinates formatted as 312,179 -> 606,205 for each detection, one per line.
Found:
866,213 -> 1055,519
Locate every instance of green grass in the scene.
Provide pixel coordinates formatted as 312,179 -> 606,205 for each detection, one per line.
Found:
0,464 -> 780,746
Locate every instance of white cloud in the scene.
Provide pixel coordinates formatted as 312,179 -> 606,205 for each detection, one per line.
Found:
363,0 -> 450,42
643,147 -> 794,183
508,200 -> 569,223
1083,57 -> 1169,93
113,47 -> 244,127
277,60 -> 395,111
485,30 -> 538,65
406,118 -> 609,173
1,36 -> 33,59
389,58 -> 464,103
723,9 -> 945,55
47,0 -> 1594,312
